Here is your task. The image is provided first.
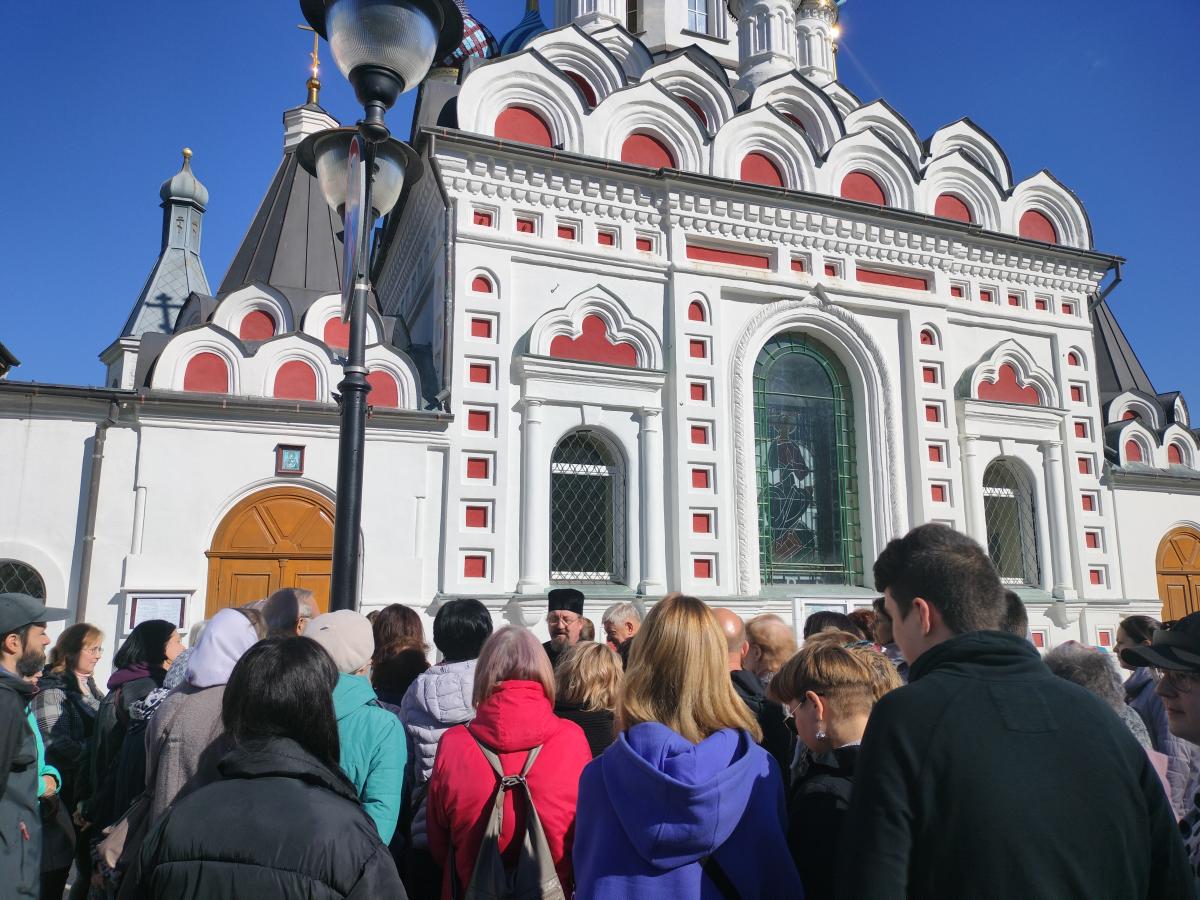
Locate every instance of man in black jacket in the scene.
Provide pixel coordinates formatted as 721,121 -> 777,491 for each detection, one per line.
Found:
0,592 -> 68,899
715,607 -> 794,787
837,525 -> 1191,899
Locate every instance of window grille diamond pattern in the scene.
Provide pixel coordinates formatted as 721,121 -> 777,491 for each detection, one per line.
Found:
550,432 -> 626,584
983,460 -> 1041,586
754,335 -> 862,586
0,561 -> 45,599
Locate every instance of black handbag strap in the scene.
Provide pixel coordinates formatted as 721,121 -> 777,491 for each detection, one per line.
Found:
700,853 -> 742,900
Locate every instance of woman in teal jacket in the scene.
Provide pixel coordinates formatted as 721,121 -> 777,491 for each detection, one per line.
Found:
308,611 -> 406,843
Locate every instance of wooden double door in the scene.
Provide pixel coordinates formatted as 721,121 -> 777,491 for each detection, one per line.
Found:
205,486 -> 334,617
1158,526 -> 1200,621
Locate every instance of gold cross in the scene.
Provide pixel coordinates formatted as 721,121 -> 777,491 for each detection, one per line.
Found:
298,24 -> 322,104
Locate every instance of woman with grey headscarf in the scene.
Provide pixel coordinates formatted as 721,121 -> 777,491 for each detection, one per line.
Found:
1044,642 -> 1152,750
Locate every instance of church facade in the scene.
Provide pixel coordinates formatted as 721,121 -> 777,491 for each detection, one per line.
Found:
3,0 -> 1198,655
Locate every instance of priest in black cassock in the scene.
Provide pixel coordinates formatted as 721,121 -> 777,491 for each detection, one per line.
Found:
543,588 -> 585,667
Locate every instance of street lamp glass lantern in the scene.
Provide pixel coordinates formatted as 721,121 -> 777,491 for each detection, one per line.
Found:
298,127 -> 420,219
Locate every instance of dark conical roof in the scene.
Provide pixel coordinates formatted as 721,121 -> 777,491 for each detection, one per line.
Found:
218,141 -> 344,308
1090,296 -> 1156,403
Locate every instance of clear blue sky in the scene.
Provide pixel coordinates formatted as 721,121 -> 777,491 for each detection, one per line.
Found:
2,1 -> 1197,404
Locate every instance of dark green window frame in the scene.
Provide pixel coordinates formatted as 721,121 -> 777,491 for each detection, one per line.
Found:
753,334 -> 862,585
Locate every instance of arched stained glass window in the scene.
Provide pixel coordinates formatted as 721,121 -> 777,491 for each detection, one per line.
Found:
983,459 -> 1041,587
754,335 -> 861,585
0,560 -> 46,599
550,432 -> 626,584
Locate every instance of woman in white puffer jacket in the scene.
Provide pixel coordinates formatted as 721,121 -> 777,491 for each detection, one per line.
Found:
397,599 -> 493,890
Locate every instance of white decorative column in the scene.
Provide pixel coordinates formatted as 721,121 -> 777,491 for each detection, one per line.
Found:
638,407 -> 667,596
795,0 -> 840,86
960,435 -> 988,545
554,0 -> 621,32
729,0 -> 800,95
1039,439 -> 1076,599
517,400 -> 552,594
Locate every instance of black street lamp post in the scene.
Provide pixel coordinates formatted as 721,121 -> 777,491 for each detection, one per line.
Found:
298,0 -> 462,611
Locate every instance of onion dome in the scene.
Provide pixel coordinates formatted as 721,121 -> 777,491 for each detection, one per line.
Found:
159,148 -> 209,209
438,0 -> 499,68
498,0 -> 548,55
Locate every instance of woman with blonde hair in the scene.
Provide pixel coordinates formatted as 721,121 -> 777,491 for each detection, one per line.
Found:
427,625 -> 591,899
554,641 -> 623,756
768,630 -> 903,900
573,594 -> 802,898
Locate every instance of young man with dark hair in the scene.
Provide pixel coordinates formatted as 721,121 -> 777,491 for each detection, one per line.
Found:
0,592 -> 68,899
837,524 -> 1191,899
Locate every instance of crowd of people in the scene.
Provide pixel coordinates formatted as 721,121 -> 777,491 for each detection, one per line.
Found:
3,523 -> 1200,898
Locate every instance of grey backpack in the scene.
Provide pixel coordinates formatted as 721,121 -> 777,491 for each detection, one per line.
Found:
452,730 -> 567,900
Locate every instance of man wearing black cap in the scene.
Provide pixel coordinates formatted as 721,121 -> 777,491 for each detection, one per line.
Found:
0,592 -> 69,898
543,588 -> 585,667
1121,612 -> 1200,891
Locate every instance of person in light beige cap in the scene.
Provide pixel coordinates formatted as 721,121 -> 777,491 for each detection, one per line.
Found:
305,610 -> 405,842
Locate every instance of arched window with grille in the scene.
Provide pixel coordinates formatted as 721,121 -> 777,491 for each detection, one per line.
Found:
0,560 -> 46,599
982,459 -> 1041,586
753,335 -> 861,585
550,432 -> 626,584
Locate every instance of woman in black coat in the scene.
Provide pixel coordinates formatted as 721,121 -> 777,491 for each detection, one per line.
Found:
552,641 -> 623,757
120,637 -> 406,900
769,631 -> 903,900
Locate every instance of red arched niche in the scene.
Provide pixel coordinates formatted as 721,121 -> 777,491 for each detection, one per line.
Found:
741,153 -> 784,188
935,193 -> 973,224
274,361 -> 317,401
565,71 -> 597,109
183,352 -> 229,393
841,171 -> 886,205
977,364 -> 1040,406
495,107 -> 554,148
1019,210 -> 1059,244
549,315 -> 638,368
1125,440 -> 1144,463
1169,444 -> 1184,465
621,133 -> 675,169
239,310 -> 276,341
687,300 -> 706,322
324,318 -> 350,351
367,371 -> 399,408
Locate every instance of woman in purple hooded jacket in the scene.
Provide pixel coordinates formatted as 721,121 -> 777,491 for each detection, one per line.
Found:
573,594 -> 803,899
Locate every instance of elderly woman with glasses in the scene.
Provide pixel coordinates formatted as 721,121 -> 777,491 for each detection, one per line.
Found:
1121,611 -> 1200,891
768,629 -> 903,900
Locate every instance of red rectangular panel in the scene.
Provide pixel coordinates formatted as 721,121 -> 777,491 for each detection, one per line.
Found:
469,364 -> 490,384
690,425 -> 708,445
692,513 -> 712,534
824,263 -> 838,277
465,506 -> 488,528
557,225 -> 576,240
470,318 -> 493,339
690,382 -> 707,402
925,405 -> 941,423
1089,569 -> 1103,585
1031,632 -> 1046,648
1070,386 -> 1083,402
1008,294 -> 1021,307
1062,303 -> 1074,316
922,367 -> 938,384
597,231 -> 616,246
930,484 -> 946,503
636,237 -> 653,252
685,243 -> 770,269
463,555 -> 487,578
1081,494 -> 1095,512
856,268 -> 930,291
1035,298 -> 1049,311
516,218 -> 535,234
790,258 -> 806,272
466,457 -> 490,479
693,558 -> 713,579
950,285 -> 965,298
467,410 -> 490,432
928,444 -> 943,463
472,210 -> 493,227
1085,531 -> 1100,549
689,339 -> 707,359
1098,630 -> 1112,647
980,290 -> 994,303
1075,421 -> 1088,438
692,468 -> 710,489
1078,457 -> 1091,474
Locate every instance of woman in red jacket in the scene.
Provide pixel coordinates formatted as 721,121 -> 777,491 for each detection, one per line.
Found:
427,625 -> 591,898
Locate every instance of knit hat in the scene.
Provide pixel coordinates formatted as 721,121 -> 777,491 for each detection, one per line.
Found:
306,610 -> 374,674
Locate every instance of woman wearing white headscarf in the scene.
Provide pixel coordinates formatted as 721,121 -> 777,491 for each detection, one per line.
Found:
142,607 -> 263,825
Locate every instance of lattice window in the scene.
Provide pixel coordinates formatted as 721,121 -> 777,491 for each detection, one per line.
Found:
687,0 -> 709,33
0,560 -> 45,599
550,432 -> 626,584
983,459 -> 1041,587
627,0 -> 642,33
754,335 -> 861,585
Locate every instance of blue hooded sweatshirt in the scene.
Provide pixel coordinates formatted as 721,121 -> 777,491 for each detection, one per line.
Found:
573,722 -> 803,899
